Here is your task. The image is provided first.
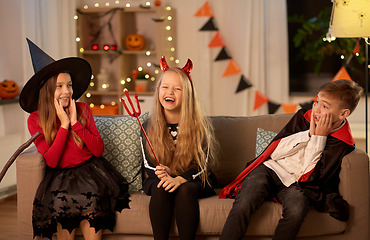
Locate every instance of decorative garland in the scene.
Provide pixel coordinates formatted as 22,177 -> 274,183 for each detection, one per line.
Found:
194,1 -> 358,114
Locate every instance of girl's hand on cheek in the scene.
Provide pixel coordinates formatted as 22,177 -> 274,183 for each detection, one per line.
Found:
68,98 -> 77,126
54,98 -> 70,129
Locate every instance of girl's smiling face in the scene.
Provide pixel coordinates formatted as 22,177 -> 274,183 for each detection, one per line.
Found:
54,73 -> 73,108
159,71 -> 183,115
313,91 -> 349,126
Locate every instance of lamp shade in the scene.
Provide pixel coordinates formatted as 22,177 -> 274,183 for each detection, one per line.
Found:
329,0 -> 370,38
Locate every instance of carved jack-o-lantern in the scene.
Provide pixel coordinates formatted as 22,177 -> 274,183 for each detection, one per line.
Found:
125,34 -> 146,50
0,80 -> 19,99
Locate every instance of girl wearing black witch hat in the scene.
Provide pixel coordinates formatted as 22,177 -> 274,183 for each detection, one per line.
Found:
19,39 -> 130,240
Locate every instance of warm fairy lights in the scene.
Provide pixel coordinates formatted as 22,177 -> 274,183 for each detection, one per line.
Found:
76,2 -> 176,109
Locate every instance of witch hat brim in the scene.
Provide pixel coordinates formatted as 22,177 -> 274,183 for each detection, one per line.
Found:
19,39 -> 92,113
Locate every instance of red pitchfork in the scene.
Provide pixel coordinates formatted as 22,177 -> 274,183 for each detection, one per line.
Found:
120,90 -> 160,166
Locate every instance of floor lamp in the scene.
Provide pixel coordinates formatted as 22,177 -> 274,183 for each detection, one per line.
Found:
327,0 -> 370,153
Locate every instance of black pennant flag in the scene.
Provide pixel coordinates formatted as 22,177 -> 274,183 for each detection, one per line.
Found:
200,17 -> 218,31
235,75 -> 252,93
215,47 -> 231,61
268,101 -> 281,114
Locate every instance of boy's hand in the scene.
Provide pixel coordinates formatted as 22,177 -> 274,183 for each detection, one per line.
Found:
315,113 -> 333,136
309,108 -> 316,137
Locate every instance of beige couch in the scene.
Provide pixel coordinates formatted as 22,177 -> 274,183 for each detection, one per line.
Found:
17,113 -> 370,240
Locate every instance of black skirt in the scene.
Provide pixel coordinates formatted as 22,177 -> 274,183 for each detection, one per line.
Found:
32,156 -> 130,239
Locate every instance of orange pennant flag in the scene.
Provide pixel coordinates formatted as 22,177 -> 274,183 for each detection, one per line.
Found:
352,39 -> 360,55
194,1 -> 214,17
281,103 -> 298,113
332,66 -> 352,81
222,59 -> 241,77
254,90 -> 269,111
208,32 -> 225,48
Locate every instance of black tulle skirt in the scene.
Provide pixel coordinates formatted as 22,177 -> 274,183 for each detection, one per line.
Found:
32,156 -> 130,239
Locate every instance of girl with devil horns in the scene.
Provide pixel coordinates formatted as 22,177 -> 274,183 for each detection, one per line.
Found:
19,39 -> 130,240
140,56 -> 218,240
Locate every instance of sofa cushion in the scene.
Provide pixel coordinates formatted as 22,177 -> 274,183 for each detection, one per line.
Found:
94,112 -> 149,191
255,128 -> 278,157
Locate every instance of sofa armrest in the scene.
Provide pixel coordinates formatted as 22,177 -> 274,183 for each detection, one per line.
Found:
16,145 -> 45,240
338,147 -> 370,239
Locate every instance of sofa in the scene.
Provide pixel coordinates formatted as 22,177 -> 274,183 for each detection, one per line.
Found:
16,112 -> 370,240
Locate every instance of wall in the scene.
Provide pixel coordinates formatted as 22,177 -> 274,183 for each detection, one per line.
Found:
0,0 -> 26,195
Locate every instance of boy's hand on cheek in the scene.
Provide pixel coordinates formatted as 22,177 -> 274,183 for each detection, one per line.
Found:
315,113 -> 333,136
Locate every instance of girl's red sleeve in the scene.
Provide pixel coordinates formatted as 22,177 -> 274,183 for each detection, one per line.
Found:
71,103 -> 104,157
27,112 -> 68,168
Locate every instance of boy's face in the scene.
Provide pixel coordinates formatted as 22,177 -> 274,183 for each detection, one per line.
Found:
312,91 -> 349,126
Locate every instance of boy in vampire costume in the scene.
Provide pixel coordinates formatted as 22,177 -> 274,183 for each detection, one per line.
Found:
219,79 -> 363,240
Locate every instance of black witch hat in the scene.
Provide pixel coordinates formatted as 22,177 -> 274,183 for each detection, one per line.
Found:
19,38 -> 91,113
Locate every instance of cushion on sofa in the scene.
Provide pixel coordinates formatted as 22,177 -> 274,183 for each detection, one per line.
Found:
94,112 -> 149,191
255,128 -> 278,157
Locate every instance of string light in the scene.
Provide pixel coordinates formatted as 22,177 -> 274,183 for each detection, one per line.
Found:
138,67 -> 143,71
126,3 -> 130,7
115,0 -> 120,4
147,62 -> 152,67
166,26 -> 171,30
145,74 -> 150,79
341,55 -> 345,59
175,59 -> 180,64
90,82 -> 95,87
79,48 -> 85,53
167,16 -> 172,21
146,1 -> 151,6
155,70 -> 159,74
170,57 -> 174,61
166,6 -> 172,11
83,5 -> 88,9
76,37 -> 81,42
167,36 -> 173,41
126,77 -> 132,83
111,101 -> 116,106
94,3 -> 99,7
121,79 -> 126,85
74,15 -> 78,20
86,93 -> 91,98
171,47 -> 175,52
146,51 -> 151,56
151,77 -> 155,81
105,2 -> 110,7
90,103 -> 95,108
100,104 -> 105,109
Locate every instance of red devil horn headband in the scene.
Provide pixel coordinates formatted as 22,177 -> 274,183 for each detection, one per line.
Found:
160,56 -> 193,83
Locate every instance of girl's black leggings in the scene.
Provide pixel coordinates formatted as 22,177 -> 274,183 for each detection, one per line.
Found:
149,181 -> 203,240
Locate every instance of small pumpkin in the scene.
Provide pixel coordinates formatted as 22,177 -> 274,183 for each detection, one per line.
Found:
125,34 -> 146,51
0,80 -> 19,99
154,0 -> 162,7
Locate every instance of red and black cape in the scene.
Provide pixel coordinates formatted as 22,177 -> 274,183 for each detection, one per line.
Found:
219,109 -> 354,221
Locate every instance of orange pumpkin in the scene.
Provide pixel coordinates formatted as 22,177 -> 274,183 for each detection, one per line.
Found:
0,80 -> 19,99
154,0 -> 162,7
135,84 -> 146,92
125,34 -> 146,50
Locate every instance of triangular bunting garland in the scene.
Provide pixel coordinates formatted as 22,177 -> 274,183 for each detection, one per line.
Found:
200,17 -> 218,31
208,32 -> 225,48
268,101 -> 281,114
215,47 -> 231,61
254,90 -> 269,111
223,59 -> 241,77
332,66 -> 352,81
281,103 -> 298,113
352,39 -> 360,55
235,75 -> 252,93
194,1 -> 214,17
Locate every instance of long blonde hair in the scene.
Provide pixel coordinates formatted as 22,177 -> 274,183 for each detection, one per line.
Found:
146,68 -> 217,185
38,73 -> 85,147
